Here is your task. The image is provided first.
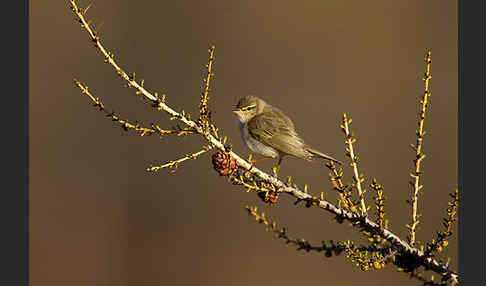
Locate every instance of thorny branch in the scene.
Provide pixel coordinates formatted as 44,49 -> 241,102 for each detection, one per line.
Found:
68,1 -> 457,284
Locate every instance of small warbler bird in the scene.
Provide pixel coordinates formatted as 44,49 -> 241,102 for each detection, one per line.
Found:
233,95 -> 342,170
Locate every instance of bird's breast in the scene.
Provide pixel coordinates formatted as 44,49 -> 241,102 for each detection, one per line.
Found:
237,121 -> 279,158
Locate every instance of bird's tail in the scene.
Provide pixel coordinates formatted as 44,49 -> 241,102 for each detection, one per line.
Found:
305,146 -> 343,165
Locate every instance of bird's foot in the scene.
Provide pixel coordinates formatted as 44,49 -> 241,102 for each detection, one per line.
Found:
249,160 -> 256,171
248,156 -> 272,171
271,165 -> 280,178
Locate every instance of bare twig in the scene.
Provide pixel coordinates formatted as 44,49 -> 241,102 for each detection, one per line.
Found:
341,113 -> 367,217
246,205 -> 347,254
341,240 -> 396,271
198,45 -> 215,133
326,161 -> 358,215
424,189 -> 458,257
408,50 -> 432,246
73,79 -> 194,137
147,146 -> 212,172
247,206 -> 394,271
371,178 -> 386,232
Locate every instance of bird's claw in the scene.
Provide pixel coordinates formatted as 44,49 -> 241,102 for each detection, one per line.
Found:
248,159 -> 256,171
272,166 -> 280,178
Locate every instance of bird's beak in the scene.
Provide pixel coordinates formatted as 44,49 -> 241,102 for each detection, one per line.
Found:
232,109 -> 242,115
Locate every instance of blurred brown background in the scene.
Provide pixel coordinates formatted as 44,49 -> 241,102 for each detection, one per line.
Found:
30,1 -> 457,285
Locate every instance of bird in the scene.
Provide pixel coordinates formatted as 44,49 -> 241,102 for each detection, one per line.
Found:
232,95 -> 342,172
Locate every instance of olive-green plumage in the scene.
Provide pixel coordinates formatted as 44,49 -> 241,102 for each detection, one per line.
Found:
233,95 -> 342,167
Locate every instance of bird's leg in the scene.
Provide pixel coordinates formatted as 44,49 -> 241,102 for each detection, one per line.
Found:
249,156 -> 272,171
272,156 -> 283,178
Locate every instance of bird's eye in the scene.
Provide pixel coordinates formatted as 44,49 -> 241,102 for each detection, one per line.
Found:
244,105 -> 256,111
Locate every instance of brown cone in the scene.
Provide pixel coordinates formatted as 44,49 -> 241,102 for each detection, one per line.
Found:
212,150 -> 237,176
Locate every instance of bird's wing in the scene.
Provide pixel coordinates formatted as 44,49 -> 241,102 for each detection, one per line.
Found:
247,109 -> 306,157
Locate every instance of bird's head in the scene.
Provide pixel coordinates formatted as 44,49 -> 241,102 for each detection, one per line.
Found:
233,95 -> 266,123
